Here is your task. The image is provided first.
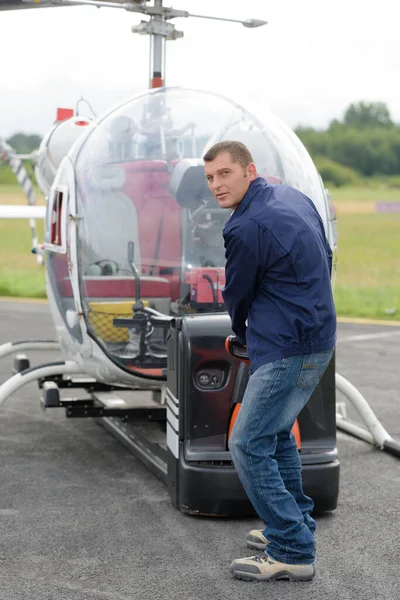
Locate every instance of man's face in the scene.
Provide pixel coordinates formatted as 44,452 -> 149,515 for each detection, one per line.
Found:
205,152 -> 257,210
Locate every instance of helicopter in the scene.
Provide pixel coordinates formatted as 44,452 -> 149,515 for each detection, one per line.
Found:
3,0 -> 398,519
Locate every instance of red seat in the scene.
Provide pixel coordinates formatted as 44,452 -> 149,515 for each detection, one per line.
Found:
60,276 -> 170,299
121,161 -> 182,298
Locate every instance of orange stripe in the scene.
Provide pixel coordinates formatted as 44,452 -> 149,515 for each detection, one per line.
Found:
128,366 -> 164,378
291,418 -> 301,450
227,404 -> 301,450
151,77 -> 164,88
227,403 -> 241,441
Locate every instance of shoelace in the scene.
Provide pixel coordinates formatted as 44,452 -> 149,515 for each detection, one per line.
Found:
253,553 -> 273,564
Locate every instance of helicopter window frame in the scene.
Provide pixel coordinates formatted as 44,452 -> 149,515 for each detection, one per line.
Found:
44,185 -> 69,254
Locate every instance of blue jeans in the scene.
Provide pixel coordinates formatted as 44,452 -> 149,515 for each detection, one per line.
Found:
229,350 -> 334,565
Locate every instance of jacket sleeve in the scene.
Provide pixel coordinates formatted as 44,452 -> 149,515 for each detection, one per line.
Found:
222,232 -> 261,345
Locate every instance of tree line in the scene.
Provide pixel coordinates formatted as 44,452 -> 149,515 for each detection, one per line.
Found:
2,102 -> 400,187
6,133 -> 42,154
295,102 -> 400,186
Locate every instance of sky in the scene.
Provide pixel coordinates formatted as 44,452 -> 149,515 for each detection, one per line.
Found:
0,0 -> 399,138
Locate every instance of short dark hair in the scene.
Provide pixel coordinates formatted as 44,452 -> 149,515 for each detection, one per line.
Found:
203,140 -> 254,169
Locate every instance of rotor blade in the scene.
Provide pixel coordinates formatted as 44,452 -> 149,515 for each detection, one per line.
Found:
0,0 -> 63,9
1,1 -> 268,27
20,0 -> 140,9
185,13 -> 267,28
0,0 -> 134,10
46,0 -> 141,9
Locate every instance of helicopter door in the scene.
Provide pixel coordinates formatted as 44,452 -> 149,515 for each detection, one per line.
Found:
44,177 -> 83,344
44,185 -> 68,254
44,184 -> 70,291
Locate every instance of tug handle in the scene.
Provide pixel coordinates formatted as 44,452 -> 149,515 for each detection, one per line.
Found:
225,335 -> 250,365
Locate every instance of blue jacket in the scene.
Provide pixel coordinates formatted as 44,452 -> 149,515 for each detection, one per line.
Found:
222,177 -> 336,372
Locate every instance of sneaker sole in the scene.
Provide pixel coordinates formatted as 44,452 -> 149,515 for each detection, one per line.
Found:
246,540 -> 267,551
230,567 -> 315,582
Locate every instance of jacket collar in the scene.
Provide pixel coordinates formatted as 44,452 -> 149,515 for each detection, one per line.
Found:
225,177 -> 268,225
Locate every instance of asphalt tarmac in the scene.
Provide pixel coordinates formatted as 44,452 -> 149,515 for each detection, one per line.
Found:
0,300 -> 399,600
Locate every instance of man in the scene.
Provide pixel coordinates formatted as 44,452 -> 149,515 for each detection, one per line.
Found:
203,140 -> 336,582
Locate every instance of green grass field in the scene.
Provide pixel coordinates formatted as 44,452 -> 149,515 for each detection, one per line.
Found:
333,213 -> 400,319
0,218 -> 46,298
0,184 -> 399,320
331,185 -> 400,203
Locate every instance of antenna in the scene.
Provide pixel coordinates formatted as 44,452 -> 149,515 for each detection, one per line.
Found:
31,0 -> 267,88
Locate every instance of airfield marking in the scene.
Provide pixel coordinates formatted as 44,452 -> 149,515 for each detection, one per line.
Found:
337,330 -> 400,344
0,297 -> 48,304
337,316 -> 400,327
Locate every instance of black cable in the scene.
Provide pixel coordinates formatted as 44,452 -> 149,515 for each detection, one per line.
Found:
202,273 -> 217,311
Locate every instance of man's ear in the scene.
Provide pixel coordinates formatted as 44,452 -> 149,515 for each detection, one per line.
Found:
247,162 -> 257,182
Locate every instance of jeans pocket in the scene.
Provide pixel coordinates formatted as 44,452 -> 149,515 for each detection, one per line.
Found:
296,351 -> 333,391
249,358 -> 288,397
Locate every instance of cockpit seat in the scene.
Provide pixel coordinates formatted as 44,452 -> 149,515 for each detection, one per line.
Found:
60,275 -> 170,299
121,160 -> 182,300
80,163 -> 141,274
168,158 -> 214,209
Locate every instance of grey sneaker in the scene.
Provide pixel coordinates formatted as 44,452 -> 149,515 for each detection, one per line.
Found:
246,529 -> 268,550
230,553 -> 315,582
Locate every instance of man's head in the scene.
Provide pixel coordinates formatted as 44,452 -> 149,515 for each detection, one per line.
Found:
203,141 -> 257,209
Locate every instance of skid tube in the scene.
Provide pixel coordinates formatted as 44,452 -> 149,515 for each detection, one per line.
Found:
336,373 -> 400,459
0,361 -> 83,407
0,340 -> 60,360
0,341 -> 398,461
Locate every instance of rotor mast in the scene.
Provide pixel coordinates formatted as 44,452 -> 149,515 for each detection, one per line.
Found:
27,0 -> 267,89
150,0 -> 165,88
128,0 -> 268,90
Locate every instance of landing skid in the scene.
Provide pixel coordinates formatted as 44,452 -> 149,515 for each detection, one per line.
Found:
0,360 -> 83,407
335,373 -> 400,458
0,341 -> 398,460
0,339 -> 60,359
0,343 -> 399,460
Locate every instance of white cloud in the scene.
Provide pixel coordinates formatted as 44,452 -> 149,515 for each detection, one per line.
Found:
0,0 -> 399,137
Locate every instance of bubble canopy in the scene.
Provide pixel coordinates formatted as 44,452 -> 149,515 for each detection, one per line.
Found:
62,87 -> 329,377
